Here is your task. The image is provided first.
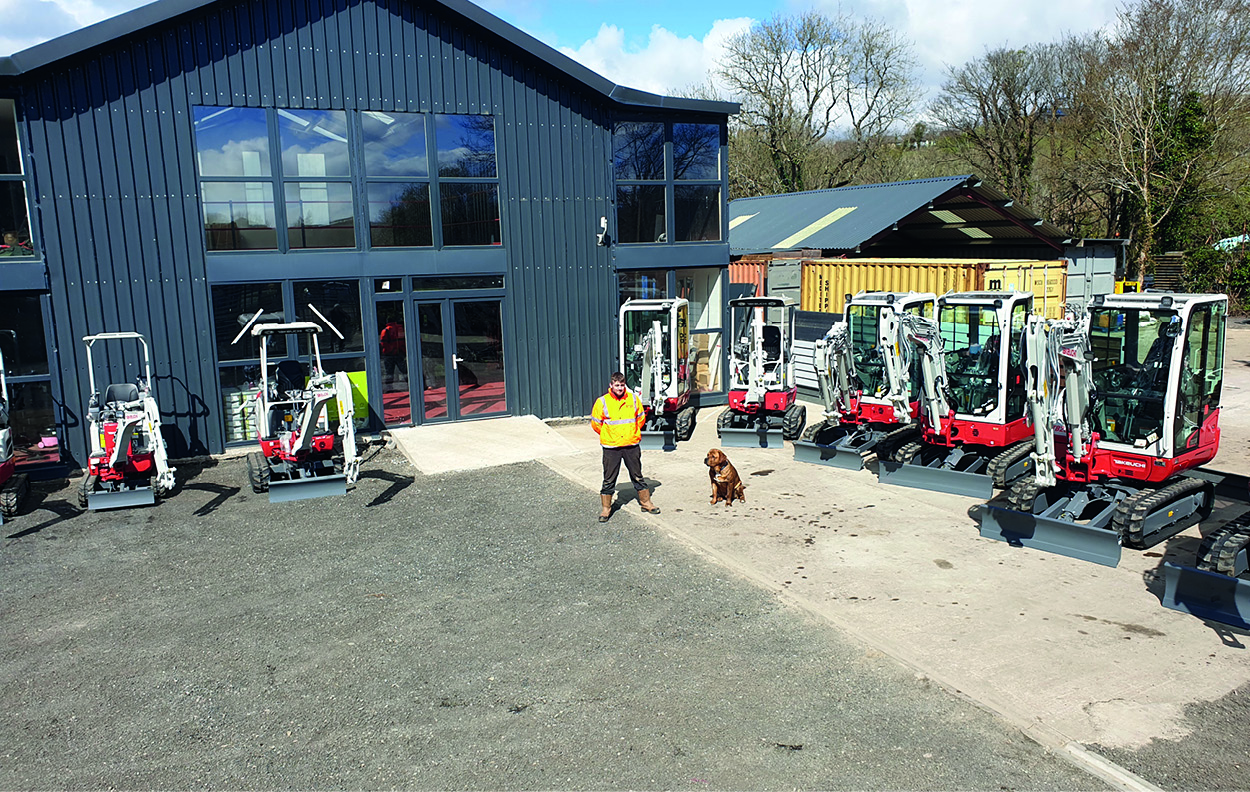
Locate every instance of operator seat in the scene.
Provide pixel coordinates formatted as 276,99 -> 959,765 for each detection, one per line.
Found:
268,359 -> 308,438
762,325 -> 782,361
1135,322 -> 1174,392
103,383 -> 140,408
275,359 -> 306,395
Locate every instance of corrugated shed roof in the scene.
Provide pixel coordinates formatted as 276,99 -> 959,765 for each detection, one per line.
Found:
729,175 -> 1071,255
0,0 -> 739,116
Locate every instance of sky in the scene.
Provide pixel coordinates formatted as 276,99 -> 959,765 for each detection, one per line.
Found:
0,0 -> 1123,103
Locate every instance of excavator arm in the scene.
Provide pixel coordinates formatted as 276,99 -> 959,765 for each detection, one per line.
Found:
898,313 -> 951,435
1023,313 -> 1094,488
813,321 -> 856,424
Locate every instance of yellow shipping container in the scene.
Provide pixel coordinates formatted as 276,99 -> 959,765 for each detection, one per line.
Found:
800,258 -> 1068,319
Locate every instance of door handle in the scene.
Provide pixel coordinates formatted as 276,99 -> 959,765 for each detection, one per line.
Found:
452,355 -> 465,369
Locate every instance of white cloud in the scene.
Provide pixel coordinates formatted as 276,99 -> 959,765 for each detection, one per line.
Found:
0,0 -> 150,55
558,17 -> 753,96
814,0 -> 1121,99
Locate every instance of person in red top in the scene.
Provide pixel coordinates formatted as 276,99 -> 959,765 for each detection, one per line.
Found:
591,371 -> 660,522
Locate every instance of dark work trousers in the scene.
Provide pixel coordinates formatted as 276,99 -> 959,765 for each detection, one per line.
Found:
601,443 -> 646,495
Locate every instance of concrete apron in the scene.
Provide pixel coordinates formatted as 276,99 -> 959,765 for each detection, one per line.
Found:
539,404 -> 1249,791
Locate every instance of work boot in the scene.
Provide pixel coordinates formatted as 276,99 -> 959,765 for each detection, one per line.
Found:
638,488 -> 660,514
599,494 -> 613,523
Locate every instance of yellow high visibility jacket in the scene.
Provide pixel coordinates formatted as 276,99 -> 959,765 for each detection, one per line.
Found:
591,389 -> 644,447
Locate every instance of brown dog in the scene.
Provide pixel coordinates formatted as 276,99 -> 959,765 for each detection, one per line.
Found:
705,448 -> 746,506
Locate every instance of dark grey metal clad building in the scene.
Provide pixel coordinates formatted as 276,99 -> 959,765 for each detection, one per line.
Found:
0,0 -> 738,472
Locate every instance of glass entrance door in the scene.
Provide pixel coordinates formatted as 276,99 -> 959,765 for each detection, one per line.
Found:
414,298 -> 506,422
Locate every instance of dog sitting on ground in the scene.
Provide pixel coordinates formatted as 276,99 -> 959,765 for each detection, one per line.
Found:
704,448 -> 746,506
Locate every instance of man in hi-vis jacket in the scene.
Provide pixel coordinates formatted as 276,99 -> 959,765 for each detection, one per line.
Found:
590,371 -> 661,522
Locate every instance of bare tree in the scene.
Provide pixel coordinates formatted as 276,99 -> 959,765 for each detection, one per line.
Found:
1081,0 -> 1250,274
716,10 -> 919,196
929,44 -> 1068,207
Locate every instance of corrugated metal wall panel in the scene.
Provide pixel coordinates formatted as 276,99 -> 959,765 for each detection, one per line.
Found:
17,0 -> 675,464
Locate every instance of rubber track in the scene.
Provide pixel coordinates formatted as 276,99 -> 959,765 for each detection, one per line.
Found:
0,473 -> 28,517
893,440 -> 923,464
800,420 -> 827,443
1005,478 -> 1040,512
1111,475 -> 1211,548
874,424 -> 920,461
1196,512 -> 1250,575
987,441 -> 1034,488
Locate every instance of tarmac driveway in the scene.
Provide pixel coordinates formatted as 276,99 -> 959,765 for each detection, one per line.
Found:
1,448 -> 1103,790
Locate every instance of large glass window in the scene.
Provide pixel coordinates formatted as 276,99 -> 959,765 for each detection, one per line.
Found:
435,115 -> 500,246
0,100 -> 33,258
678,268 -> 723,393
618,270 -> 667,305
1,292 -> 55,464
938,303 -> 1002,416
193,107 -> 502,253
212,280 -> 366,443
279,109 -> 354,249
613,120 -> 722,245
364,111 -> 432,248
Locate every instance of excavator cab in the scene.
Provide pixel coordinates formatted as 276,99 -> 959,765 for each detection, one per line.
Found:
618,298 -> 697,450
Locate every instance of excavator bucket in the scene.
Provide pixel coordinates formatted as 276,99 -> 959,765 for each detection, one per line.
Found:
792,437 -> 865,469
792,424 -> 878,470
1161,562 -> 1250,629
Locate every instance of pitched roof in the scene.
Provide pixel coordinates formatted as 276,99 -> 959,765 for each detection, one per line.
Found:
728,175 -> 1071,255
0,0 -> 738,115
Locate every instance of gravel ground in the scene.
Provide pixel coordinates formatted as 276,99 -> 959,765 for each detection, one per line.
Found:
1,447 -> 1105,790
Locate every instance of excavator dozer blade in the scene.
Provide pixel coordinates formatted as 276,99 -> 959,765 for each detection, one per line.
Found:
718,426 -> 783,449
88,486 -> 156,511
879,461 -> 993,499
978,504 -> 1123,567
640,429 -> 677,452
269,474 -> 347,503
792,439 -> 864,470
1161,562 -> 1250,629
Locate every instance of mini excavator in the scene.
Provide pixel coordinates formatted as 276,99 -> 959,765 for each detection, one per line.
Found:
619,298 -> 698,451
793,291 -> 934,468
978,292 -> 1228,567
79,332 -> 177,510
234,307 -> 360,503
876,291 -> 1037,498
716,296 -> 806,448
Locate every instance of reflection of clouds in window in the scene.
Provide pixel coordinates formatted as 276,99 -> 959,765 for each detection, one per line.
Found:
279,109 -> 350,177
195,136 -> 273,177
435,114 -> 496,178
363,112 -> 428,177
193,106 -> 271,177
